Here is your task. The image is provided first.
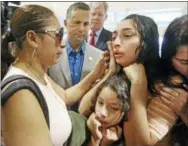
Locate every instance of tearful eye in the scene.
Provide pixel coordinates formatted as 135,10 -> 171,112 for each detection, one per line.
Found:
112,36 -> 116,41
111,107 -> 119,111
124,34 -> 132,38
97,100 -> 103,105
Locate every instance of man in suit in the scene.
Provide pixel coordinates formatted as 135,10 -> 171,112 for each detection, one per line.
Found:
88,2 -> 112,51
48,2 -> 102,111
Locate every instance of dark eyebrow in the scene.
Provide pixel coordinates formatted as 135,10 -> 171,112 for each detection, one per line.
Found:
113,30 -> 117,34
122,28 -> 136,32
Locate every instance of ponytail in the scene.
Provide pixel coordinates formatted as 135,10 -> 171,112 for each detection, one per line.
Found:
1,31 -> 16,80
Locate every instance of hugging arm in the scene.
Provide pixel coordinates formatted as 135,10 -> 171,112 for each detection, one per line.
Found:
123,65 -> 187,146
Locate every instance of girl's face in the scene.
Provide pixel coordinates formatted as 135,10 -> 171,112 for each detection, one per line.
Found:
112,19 -> 141,67
172,45 -> 188,79
95,87 -> 124,128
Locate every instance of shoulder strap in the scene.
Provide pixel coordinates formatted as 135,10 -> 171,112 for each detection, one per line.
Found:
1,75 -> 50,129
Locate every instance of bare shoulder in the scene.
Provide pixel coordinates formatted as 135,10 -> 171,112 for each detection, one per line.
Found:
2,89 -> 44,114
2,89 -> 52,146
2,89 -> 47,125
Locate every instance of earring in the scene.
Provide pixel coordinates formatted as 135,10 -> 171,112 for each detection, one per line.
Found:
32,48 -> 37,61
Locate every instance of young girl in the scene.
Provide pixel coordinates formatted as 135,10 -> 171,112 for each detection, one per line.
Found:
87,73 -> 130,146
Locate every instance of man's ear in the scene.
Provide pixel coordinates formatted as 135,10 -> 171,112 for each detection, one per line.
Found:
105,14 -> 108,21
64,19 -> 67,27
25,30 -> 38,48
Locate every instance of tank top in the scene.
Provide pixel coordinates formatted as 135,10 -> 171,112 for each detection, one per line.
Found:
3,66 -> 72,146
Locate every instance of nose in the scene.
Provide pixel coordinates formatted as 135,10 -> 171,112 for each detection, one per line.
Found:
79,24 -> 85,32
93,14 -> 99,20
113,36 -> 120,52
100,105 -> 108,119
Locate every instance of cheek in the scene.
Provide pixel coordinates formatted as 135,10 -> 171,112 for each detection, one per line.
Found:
39,42 -> 57,62
104,111 -> 122,126
173,61 -> 188,76
95,103 -> 100,114
118,47 -> 138,67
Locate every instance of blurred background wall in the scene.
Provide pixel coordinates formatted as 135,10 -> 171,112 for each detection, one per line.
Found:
20,1 -> 187,54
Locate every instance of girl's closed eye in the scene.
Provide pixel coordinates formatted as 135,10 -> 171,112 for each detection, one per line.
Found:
97,99 -> 103,105
123,34 -> 132,38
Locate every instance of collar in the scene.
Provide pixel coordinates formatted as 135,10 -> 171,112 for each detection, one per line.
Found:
66,40 -> 85,55
89,27 -> 103,37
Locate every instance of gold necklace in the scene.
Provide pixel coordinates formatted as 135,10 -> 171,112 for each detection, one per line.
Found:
25,63 -> 46,85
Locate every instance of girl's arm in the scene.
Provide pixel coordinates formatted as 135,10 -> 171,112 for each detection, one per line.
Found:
79,41 -> 117,116
78,74 -> 110,116
49,51 -> 109,106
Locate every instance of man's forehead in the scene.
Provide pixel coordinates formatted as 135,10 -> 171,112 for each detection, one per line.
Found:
70,9 -> 89,16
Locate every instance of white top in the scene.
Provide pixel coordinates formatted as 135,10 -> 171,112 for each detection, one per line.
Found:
3,66 -> 72,146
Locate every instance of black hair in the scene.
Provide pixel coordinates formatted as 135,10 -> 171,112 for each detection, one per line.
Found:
160,15 -> 188,146
96,72 -> 131,121
1,5 -> 56,79
161,14 -> 188,78
122,14 -> 161,94
66,2 -> 90,19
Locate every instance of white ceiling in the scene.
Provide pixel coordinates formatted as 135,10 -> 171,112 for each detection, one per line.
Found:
21,2 -> 187,18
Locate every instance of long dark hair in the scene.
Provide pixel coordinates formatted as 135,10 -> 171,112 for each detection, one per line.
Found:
122,14 -> 161,94
96,72 -> 131,121
161,15 -> 188,146
1,5 -> 56,79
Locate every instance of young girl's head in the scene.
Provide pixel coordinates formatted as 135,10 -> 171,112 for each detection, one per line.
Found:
95,73 -> 130,128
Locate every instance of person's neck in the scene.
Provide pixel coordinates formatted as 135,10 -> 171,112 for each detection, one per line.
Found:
14,51 -> 47,85
91,27 -> 102,32
68,40 -> 82,52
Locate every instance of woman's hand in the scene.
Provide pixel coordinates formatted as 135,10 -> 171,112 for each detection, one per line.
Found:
101,125 -> 122,146
123,63 -> 147,84
106,41 -> 118,76
159,86 -> 188,115
92,51 -> 109,81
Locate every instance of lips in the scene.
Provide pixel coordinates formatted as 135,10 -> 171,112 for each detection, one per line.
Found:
92,21 -> 99,24
114,53 -> 124,59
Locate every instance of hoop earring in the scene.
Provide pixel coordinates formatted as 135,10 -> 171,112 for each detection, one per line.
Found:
32,49 -> 37,61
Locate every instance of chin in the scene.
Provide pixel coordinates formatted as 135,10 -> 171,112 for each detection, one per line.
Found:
116,60 -> 129,67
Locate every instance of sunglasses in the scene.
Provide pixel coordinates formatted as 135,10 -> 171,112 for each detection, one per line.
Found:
34,27 -> 64,44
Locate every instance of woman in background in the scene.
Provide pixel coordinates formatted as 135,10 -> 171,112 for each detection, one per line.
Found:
154,14 -> 188,146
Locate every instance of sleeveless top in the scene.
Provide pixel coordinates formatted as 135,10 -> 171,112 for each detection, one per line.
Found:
3,66 -> 72,146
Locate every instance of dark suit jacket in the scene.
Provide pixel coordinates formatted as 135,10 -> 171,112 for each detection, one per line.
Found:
95,28 -> 112,51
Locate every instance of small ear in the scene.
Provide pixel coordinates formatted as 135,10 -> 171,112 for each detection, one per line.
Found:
64,19 -> 67,27
105,14 -> 108,21
25,30 -> 38,48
